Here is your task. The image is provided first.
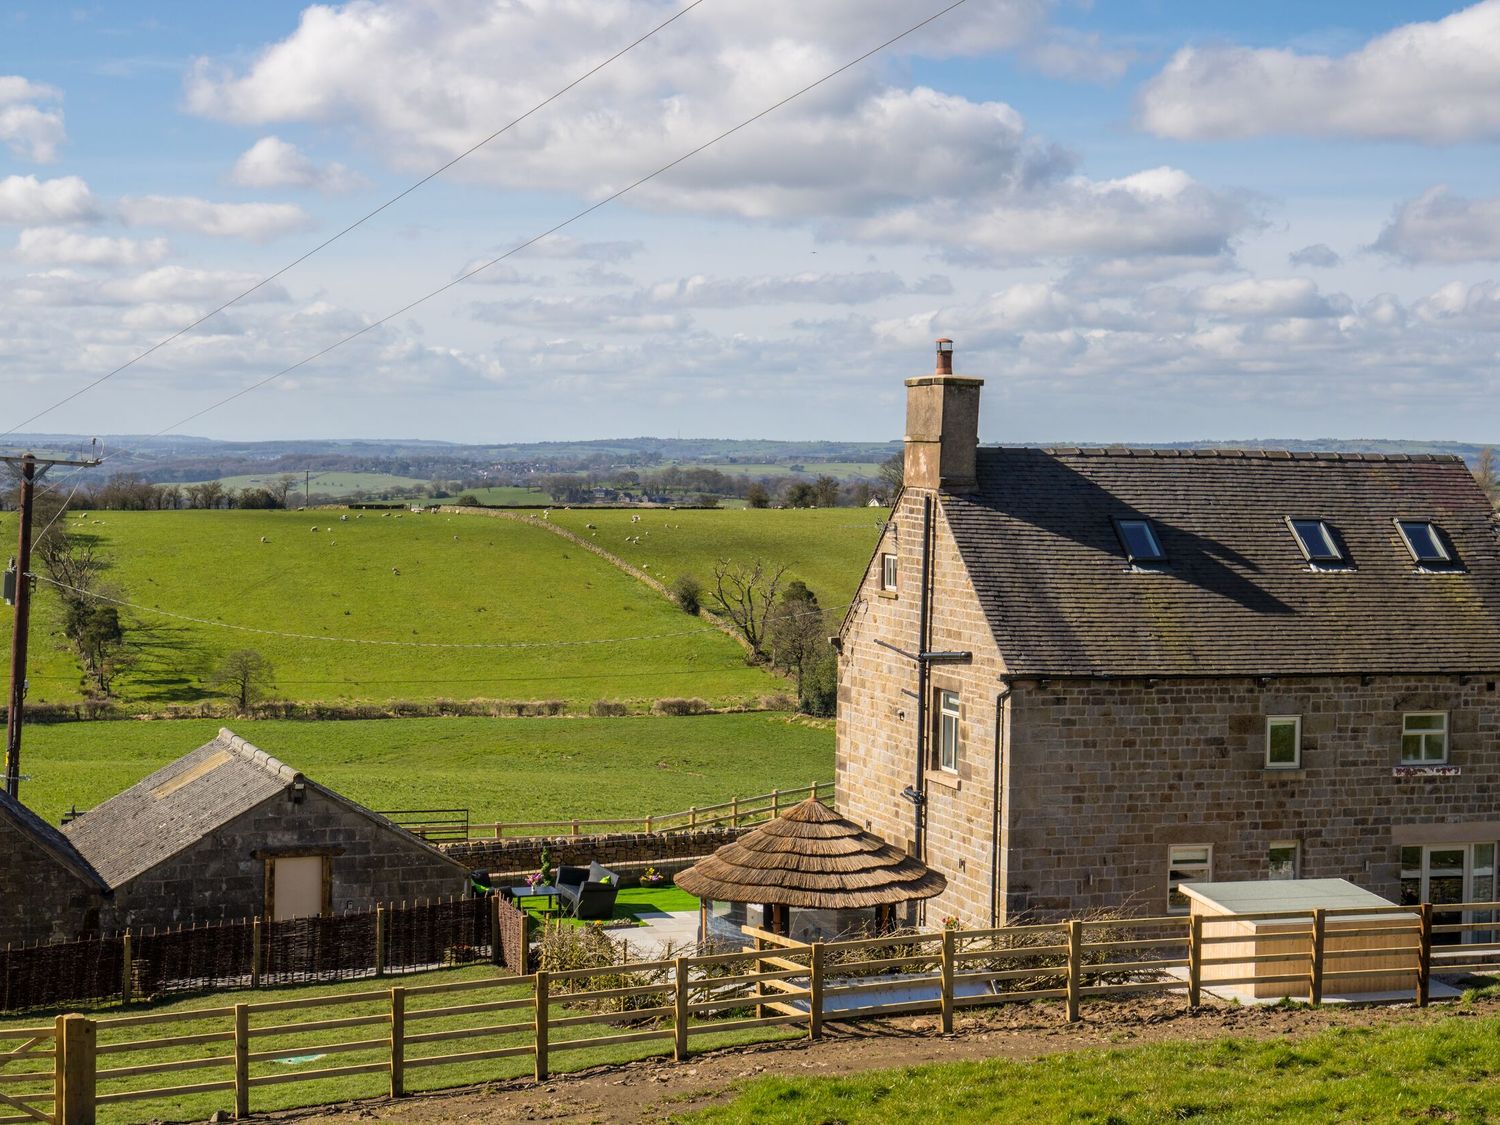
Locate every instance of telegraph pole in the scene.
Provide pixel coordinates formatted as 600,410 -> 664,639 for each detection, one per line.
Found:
3,451 -> 100,799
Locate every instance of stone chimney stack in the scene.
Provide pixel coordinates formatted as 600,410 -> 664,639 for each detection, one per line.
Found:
903,338 -> 983,493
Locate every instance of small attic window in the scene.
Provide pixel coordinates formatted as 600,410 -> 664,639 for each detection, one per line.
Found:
1114,518 -> 1165,563
1288,518 -> 1345,564
1396,520 -> 1454,566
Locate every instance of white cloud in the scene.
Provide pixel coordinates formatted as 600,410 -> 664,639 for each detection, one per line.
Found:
0,175 -> 100,224
1288,244 -> 1341,269
229,136 -> 367,193
1412,280 -> 1500,330
118,195 -> 311,241
0,76 -> 65,162
13,265 -> 290,307
1372,186 -> 1500,264
179,1 -> 1235,273
13,226 -> 170,267
525,237 -> 644,262
1185,277 -> 1350,320
1137,0 -> 1500,142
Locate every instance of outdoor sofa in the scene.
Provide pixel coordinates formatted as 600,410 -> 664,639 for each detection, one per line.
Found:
555,861 -> 621,919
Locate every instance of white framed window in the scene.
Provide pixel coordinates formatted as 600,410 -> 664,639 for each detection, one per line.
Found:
881,552 -> 898,591
1287,518 -> 1345,564
936,689 -> 961,773
1401,712 -> 1448,764
1167,844 -> 1212,914
1395,520 -> 1453,566
1265,716 -> 1301,769
1400,843 -> 1495,945
1268,841 -> 1299,881
1114,517 -> 1166,563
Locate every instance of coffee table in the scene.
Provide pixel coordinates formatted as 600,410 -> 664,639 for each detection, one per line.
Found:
510,884 -> 559,916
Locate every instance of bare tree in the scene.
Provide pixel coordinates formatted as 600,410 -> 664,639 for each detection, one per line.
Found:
876,452 -> 903,498
210,650 -> 276,713
767,581 -> 828,702
269,474 -> 299,509
709,558 -> 787,657
1475,447 -> 1498,506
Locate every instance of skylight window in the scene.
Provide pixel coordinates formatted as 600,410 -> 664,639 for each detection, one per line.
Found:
1288,518 -> 1344,564
1115,518 -> 1166,563
1396,520 -> 1453,566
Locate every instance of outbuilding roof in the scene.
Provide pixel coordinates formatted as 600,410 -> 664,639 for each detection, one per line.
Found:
0,791 -> 108,892
62,728 -> 463,889
674,798 -> 946,909
942,447 -> 1500,677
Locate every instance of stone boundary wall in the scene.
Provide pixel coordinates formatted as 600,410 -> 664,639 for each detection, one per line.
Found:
441,827 -> 746,875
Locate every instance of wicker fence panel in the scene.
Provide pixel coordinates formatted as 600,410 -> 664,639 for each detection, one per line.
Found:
133,920 -> 256,996
0,934 -> 124,1011
495,894 -> 530,976
385,896 -> 492,972
263,910 -> 379,985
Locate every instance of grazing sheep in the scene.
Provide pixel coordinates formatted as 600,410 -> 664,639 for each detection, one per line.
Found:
392,567 -> 401,575
453,534 -> 460,541
339,514 -> 349,522
586,523 -> 597,530
311,526 -> 319,532
259,536 -> 269,544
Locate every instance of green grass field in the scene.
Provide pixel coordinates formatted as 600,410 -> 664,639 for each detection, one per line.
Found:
18,713 -> 833,825
2,509 -> 787,707
462,484 -> 554,505
683,1014 -> 1500,1124
539,507 -> 885,611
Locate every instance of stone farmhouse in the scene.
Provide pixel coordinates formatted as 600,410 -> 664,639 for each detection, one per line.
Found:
837,340 -> 1500,931
0,728 -> 469,944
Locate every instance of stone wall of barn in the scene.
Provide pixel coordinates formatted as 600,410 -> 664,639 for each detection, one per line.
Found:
0,819 -> 106,946
837,489 -> 1010,929
109,786 -> 469,929
1004,674 -> 1500,918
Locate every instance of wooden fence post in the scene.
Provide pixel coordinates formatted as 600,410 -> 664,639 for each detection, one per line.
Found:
250,917 -> 262,988
673,958 -> 689,1062
534,972 -> 550,1082
233,1003 -> 249,1118
389,987 -> 405,1098
1417,903 -> 1432,1008
1187,914 -> 1203,1010
1309,909 -> 1326,1006
731,796 -> 739,827
55,1014 -> 95,1125
770,789 -> 780,817
689,807 -> 697,829
1065,920 -> 1082,1023
940,929 -> 955,1035
374,906 -> 386,978
645,814 -> 653,834
119,931 -> 132,1005
570,819 -> 579,836
808,944 -> 824,1040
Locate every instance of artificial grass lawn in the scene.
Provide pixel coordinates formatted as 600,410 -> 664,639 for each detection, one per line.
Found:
540,506 -> 885,612
0,508 -> 786,707
681,1014 -> 1500,1124
0,961 -> 796,1124
521,886 -> 700,928
18,712 -> 833,826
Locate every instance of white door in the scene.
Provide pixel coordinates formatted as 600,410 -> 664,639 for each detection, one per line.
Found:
271,856 -> 325,921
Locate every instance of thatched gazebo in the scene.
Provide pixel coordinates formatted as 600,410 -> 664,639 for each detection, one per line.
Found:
674,798 -> 946,942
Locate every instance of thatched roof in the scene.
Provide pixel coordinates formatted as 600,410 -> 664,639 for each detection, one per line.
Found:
674,798 -> 946,909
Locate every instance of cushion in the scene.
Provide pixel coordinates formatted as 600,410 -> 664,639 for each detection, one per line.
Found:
588,861 -> 612,884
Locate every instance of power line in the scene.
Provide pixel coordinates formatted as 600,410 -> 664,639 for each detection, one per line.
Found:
29,572 -> 849,650
2,0 -> 711,438
123,0 -> 976,441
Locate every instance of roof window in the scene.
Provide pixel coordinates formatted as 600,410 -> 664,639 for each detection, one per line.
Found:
1396,520 -> 1454,566
1114,518 -> 1166,563
1287,518 -> 1345,564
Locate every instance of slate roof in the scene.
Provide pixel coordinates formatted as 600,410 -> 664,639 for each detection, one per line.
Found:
0,791 -> 108,892
61,728 -> 465,890
942,447 -> 1500,677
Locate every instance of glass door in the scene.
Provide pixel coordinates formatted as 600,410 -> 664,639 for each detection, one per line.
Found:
1400,844 -> 1495,945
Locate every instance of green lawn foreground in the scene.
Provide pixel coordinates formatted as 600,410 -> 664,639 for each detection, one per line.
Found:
540,507 -> 886,611
0,508 -> 784,707
680,1012 -> 1500,1124
0,961 -> 796,1125
18,713 -> 834,826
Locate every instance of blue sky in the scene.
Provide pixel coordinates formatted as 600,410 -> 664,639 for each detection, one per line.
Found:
2,1 -> 1499,446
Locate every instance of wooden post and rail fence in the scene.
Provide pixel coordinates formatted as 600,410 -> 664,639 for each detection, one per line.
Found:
7,899 -> 1492,1124
393,782 -> 835,841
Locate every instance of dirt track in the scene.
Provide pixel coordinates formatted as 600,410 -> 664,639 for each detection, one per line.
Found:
274,992 -> 1498,1124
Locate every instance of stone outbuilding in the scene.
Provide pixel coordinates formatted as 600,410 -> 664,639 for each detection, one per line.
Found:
0,791 -> 108,946
60,728 -> 471,931
838,340 -> 1500,932
676,797 -> 946,943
